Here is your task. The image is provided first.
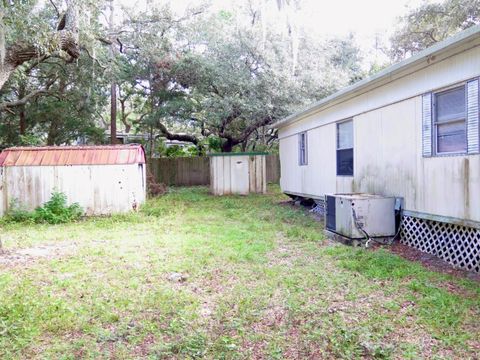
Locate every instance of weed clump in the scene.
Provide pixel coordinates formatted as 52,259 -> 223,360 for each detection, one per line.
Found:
6,191 -> 83,224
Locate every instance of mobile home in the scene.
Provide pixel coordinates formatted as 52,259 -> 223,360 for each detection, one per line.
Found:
273,26 -> 480,273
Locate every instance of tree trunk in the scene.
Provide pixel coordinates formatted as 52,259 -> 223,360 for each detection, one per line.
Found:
109,0 -> 117,144
47,76 -> 66,145
0,0 -> 80,91
241,141 -> 248,152
110,82 -> 117,144
19,108 -> 26,135
46,126 -> 57,145
18,83 -> 26,135
221,139 -> 235,152
149,125 -> 154,158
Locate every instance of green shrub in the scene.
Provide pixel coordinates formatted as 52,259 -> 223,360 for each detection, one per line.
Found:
33,192 -> 83,224
5,199 -> 35,223
5,192 -> 83,224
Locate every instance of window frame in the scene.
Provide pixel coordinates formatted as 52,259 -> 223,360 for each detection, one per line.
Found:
433,84 -> 468,156
298,131 -> 308,166
336,119 -> 354,176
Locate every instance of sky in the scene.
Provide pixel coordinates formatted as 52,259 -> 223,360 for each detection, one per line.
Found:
118,0 -> 432,37
117,0 -> 439,64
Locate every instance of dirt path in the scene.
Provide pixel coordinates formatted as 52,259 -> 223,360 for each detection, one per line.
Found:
0,242 -> 79,268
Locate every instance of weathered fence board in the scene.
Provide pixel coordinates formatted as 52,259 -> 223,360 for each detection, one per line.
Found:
266,155 -> 280,184
148,155 -> 280,186
148,157 -> 210,186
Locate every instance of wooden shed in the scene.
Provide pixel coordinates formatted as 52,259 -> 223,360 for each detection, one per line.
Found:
0,145 -> 146,216
209,152 -> 267,195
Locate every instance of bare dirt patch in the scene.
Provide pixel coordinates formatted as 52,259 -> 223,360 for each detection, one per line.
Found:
0,242 -> 79,268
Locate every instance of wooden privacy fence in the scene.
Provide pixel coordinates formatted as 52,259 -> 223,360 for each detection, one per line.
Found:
148,154 -> 280,186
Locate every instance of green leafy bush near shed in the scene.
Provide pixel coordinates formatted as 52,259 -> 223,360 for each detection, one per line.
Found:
5,199 -> 35,223
5,192 -> 83,224
34,192 -> 83,224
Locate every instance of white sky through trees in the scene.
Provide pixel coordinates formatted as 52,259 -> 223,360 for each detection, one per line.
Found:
117,0 -> 440,60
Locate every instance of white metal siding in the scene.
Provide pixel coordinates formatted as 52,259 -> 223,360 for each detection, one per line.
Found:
231,156 -> 249,195
280,125 -> 337,197
0,164 -> 146,216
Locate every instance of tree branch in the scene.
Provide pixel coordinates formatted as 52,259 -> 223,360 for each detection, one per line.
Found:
48,0 -> 61,18
0,78 -> 57,111
81,46 -> 107,68
0,0 -> 80,90
155,119 -> 199,144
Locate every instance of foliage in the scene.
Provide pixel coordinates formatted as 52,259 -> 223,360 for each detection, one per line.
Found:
390,0 -> 480,60
114,2 -> 364,152
164,145 -> 187,157
33,191 -> 83,224
0,0 -> 109,147
5,191 -> 83,224
146,168 -> 167,197
5,199 -> 35,223
0,1 -> 364,151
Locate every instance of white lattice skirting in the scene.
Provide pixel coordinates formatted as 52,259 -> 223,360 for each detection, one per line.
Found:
400,215 -> 480,273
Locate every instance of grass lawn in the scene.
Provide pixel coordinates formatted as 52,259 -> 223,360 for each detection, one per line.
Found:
0,186 -> 479,359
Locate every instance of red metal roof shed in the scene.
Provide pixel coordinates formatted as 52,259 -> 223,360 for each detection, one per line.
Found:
0,145 -> 146,167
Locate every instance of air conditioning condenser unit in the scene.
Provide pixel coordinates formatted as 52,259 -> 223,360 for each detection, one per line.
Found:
325,193 -> 397,240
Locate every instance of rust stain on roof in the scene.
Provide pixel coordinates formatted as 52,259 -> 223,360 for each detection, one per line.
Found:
0,145 -> 146,167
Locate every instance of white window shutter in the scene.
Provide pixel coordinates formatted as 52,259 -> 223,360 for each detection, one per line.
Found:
422,93 -> 433,157
467,78 -> 479,154
304,133 -> 308,165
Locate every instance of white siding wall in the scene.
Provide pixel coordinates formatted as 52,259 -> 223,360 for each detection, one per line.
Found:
210,155 -> 266,195
280,126 -> 337,197
279,42 -> 480,222
0,164 -> 146,216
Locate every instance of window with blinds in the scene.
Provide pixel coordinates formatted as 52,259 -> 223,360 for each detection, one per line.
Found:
434,86 -> 467,154
423,79 -> 479,157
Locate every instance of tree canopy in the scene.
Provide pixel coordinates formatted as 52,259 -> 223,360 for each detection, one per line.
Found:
390,0 -> 480,61
7,0 -> 476,154
0,0 -> 366,153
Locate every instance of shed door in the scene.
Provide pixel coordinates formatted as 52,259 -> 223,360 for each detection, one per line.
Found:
230,156 -> 249,195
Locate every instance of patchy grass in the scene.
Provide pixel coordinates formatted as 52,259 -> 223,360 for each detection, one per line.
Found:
0,186 -> 478,359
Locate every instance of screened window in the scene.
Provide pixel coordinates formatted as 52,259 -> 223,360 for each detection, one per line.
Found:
299,132 -> 307,165
434,86 -> 467,154
337,120 -> 353,176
